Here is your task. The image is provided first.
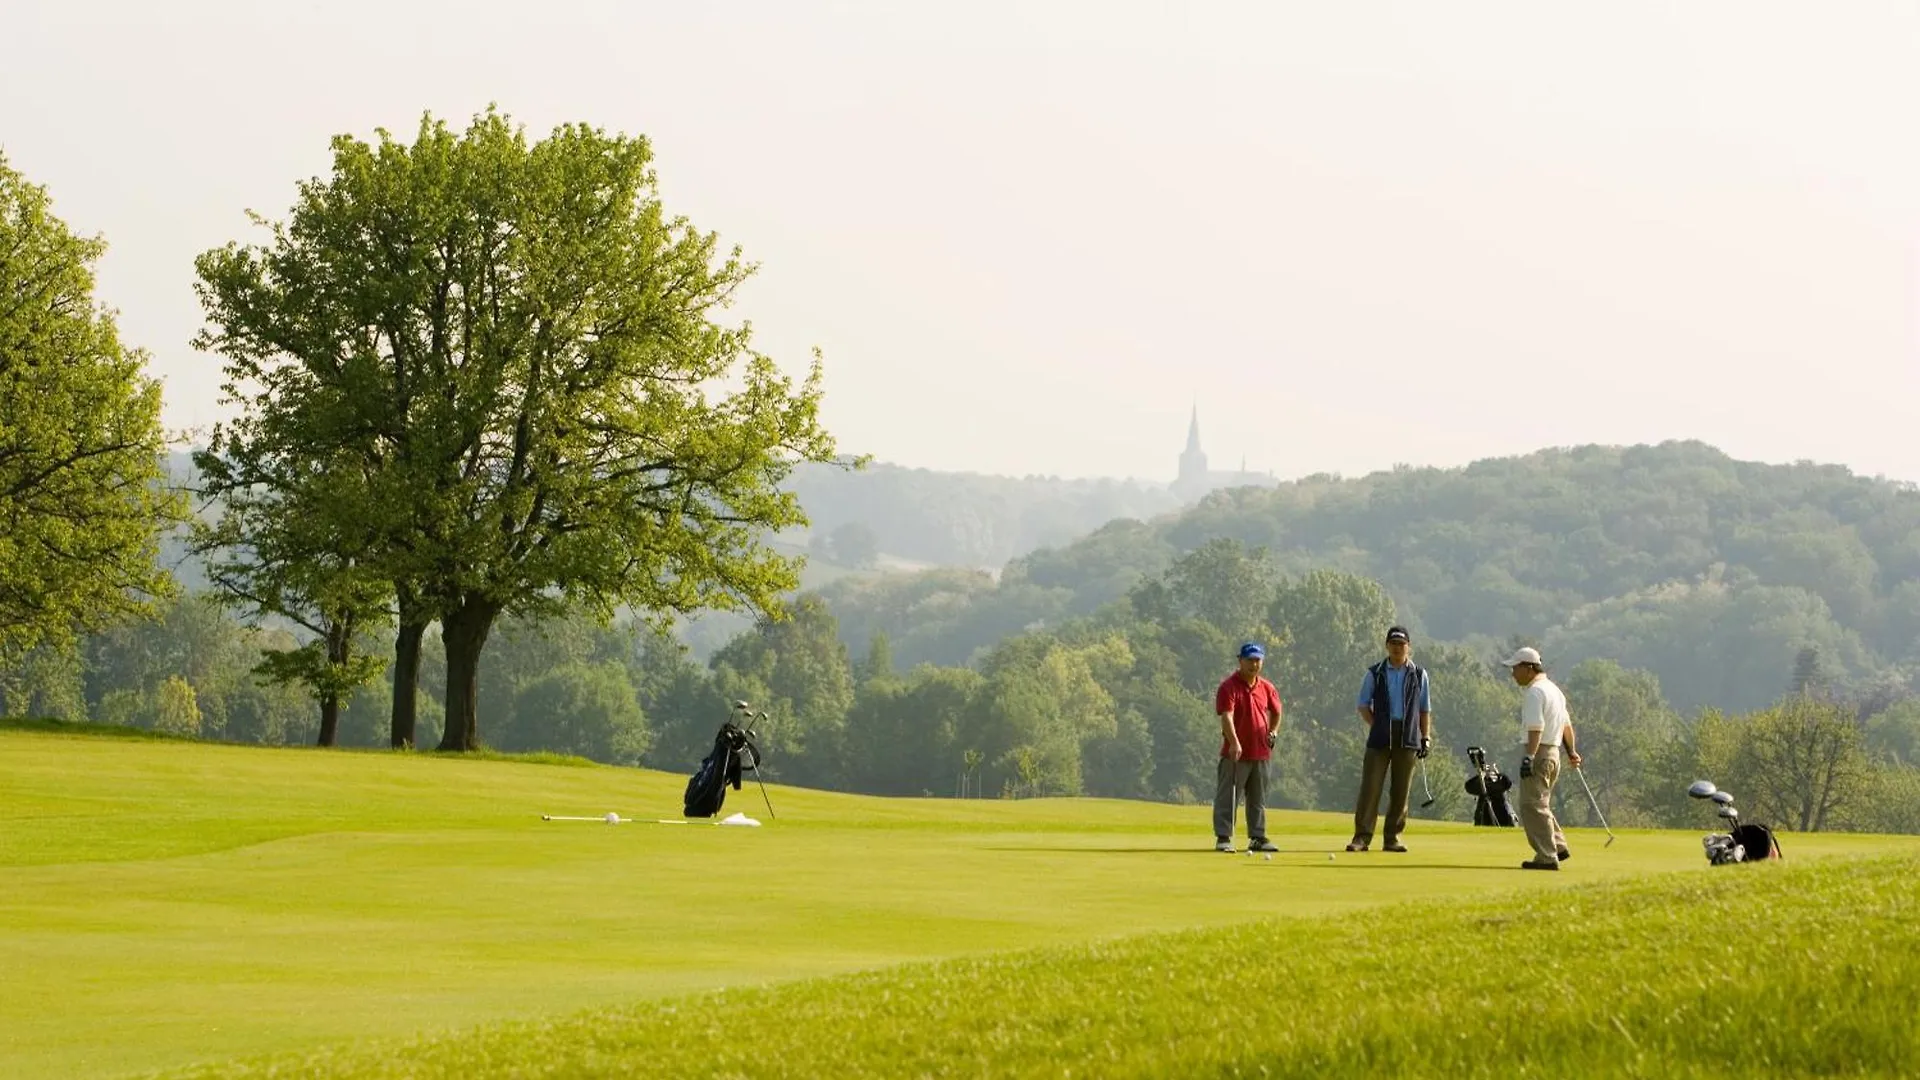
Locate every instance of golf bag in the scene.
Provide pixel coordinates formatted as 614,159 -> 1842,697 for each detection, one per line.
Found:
683,718 -> 766,819
1687,778 -> 1780,866
1705,823 -> 1783,865
1463,746 -> 1517,827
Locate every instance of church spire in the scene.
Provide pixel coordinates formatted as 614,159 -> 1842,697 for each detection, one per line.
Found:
1185,403 -> 1202,452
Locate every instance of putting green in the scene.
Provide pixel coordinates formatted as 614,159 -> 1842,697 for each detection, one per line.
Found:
3,725 -> 1910,1079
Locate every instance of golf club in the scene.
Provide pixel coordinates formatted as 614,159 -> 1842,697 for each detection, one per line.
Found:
541,813 -> 762,827
1573,765 -> 1616,847
1417,755 -> 1435,809
727,701 -> 779,820
1687,779 -> 1718,800
1227,756 -> 1240,852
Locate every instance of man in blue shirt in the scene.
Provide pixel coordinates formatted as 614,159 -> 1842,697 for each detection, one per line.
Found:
1345,625 -> 1432,853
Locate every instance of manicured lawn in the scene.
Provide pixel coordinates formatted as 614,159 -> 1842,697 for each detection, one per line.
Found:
3,723 -> 1911,1079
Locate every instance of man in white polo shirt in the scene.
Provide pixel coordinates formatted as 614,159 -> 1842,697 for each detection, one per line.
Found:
1503,646 -> 1582,870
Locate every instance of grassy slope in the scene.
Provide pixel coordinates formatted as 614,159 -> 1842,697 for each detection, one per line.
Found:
158,852 -> 1920,1080
3,724 -> 1913,1079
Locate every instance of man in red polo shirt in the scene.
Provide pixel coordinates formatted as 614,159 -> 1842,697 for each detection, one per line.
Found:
1214,641 -> 1284,853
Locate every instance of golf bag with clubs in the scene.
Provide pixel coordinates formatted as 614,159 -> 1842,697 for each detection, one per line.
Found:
683,703 -> 777,820
1463,746 -> 1517,827
1687,779 -> 1781,865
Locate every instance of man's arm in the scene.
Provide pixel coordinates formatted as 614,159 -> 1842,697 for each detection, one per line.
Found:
1522,686 -> 1544,756
1418,673 -> 1433,743
1563,719 -> 1581,767
1219,710 -> 1240,759
1356,672 -> 1374,728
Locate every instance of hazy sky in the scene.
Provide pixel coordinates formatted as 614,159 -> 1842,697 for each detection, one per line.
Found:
5,1 -> 1916,484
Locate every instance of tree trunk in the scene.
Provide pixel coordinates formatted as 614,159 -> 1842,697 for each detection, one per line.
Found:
317,693 -> 340,747
390,618 -> 427,749
436,598 -> 498,752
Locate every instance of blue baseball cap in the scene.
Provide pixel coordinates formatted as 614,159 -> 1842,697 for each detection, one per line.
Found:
1238,642 -> 1265,660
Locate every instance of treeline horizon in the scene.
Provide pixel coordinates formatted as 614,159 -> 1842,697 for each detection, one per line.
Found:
10,539 -> 1918,839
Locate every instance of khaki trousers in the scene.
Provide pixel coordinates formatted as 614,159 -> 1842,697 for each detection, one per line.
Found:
1350,745 -> 1416,847
1519,746 -> 1568,864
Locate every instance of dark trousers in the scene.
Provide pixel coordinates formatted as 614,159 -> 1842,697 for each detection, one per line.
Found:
1351,724 -> 1416,847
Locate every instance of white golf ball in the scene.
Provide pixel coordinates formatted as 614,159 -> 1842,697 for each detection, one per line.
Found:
605,812 -> 620,823
1264,853 -> 1273,862
1328,853 -> 1336,861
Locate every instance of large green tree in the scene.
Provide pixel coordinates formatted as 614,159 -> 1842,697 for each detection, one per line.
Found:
193,108 -> 847,752
0,152 -> 183,658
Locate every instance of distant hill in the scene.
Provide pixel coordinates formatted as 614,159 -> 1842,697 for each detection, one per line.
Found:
810,441 -> 1920,714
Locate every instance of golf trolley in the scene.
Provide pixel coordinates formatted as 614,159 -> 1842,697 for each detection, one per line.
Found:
1464,746 -> 1517,827
1686,779 -> 1780,865
683,701 -> 778,821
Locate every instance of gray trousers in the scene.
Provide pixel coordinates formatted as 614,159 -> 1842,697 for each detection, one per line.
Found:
1213,757 -> 1270,841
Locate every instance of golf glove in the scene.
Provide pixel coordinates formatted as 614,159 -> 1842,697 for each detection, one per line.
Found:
1416,736 -> 1430,759
1519,756 -> 1533,779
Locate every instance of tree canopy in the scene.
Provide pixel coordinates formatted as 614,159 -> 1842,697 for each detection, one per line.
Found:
191,108 -> 848,750
0,152 -> 183,657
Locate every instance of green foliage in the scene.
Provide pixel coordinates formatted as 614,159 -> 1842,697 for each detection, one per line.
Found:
1730,693 -> 1872,832
710,595 -> 855,783
151,675 -> 202,737
1557,659 -> 1683,827
0,152 -> 184,658
814,441 -> 1920,716
494,661 -> 650,765
191,106 -> 849,752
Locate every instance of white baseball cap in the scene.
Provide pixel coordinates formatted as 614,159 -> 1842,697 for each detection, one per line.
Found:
1501,646 -> 1543,667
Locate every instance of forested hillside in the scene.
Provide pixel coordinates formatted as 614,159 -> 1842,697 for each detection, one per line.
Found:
816,441 -> 1920,715
9,440 -> 1919,837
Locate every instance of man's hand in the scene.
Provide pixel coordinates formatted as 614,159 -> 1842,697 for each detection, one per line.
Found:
1416,736 -> 1431,760
1266,729 -> 1277,748
1519,755 -> 1533,779
1227,740 -> 1243,761
1568,749 -> 1583,768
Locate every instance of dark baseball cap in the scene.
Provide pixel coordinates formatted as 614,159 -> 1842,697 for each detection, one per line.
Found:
1385,626 -> 1411,644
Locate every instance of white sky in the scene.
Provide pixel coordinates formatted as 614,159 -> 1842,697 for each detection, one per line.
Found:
5,1 -> 1917,484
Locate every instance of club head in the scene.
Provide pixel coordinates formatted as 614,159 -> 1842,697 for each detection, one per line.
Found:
1687,780 -> 1718,800
1710,791 -> 1735,806
732,700 -> 753,712
1717,806 -> 1740,820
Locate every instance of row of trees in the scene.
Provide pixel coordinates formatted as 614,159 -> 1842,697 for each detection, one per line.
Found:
16,539 -> 1915,835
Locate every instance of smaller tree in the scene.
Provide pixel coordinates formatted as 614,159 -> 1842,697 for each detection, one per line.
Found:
828,522 -> 881,569
192,465 -> 392,747
1734,693 -> 1872,832
152,675 -> 202,736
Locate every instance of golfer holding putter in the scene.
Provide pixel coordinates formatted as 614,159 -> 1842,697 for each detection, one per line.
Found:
1214,642 -> 1283,853
1346,625 -> 1431,852
1504,646 -> 1581,870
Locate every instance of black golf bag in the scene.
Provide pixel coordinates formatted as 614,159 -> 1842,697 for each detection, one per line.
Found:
683,718 -> 765,819
1706,823 -> 1783,865
1464,746 -> 1517,827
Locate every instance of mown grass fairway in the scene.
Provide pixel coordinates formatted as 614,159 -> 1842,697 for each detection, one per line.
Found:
5,723 -> 1915,1079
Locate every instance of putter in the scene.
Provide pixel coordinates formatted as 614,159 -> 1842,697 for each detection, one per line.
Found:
1417,756 -> 1435,809
1572,765 -> 1615,847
